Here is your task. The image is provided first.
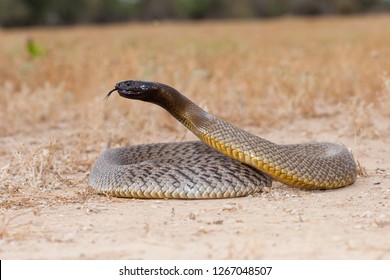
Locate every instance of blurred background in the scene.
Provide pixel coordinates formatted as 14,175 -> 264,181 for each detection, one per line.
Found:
1,0 -> 390,27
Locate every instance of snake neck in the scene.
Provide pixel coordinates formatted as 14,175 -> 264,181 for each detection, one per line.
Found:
146,83 -> 276,145
147,84 -> 216,138
149,85 -> 279,168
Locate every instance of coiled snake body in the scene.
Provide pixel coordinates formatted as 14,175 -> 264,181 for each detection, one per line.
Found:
88,81 -> 357,199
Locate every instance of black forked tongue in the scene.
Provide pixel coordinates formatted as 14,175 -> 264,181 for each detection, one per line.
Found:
104,88 -> 117,100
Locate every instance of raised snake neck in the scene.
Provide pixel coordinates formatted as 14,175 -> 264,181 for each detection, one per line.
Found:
88,81 -> 357,199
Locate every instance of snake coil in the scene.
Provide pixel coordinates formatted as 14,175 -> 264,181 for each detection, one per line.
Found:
88,80 -> 357,199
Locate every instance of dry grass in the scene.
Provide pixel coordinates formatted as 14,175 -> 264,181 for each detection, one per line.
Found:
1,17 -> 390,131
0,16 -> 389,210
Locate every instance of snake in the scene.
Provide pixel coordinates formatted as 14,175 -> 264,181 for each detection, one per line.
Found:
88,80 -> 357,199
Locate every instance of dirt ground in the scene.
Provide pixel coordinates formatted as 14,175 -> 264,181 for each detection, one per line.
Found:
0,17 -> 389,259
1,116 -> 389,259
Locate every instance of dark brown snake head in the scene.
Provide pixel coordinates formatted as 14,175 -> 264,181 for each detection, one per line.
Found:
105,80 -> 159,101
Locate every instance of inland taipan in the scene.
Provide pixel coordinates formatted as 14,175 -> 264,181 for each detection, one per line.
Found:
88,80 -> 357,199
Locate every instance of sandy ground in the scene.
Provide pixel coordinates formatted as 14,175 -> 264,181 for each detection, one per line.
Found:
1,116 -> 389,259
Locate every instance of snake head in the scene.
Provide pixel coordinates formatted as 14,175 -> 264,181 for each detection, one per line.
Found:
106,80 -> 159,101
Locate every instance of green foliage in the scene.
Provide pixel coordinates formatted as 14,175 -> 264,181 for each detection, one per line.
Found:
26,38 -> 46,58
175,0 -> 222,19
0,0 -> 30,26
0,0 -> 389,27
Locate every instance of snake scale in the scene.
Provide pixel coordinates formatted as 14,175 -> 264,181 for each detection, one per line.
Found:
88,80 -> 357,199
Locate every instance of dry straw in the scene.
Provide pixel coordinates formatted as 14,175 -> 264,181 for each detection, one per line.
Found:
1,16 -> 389,208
